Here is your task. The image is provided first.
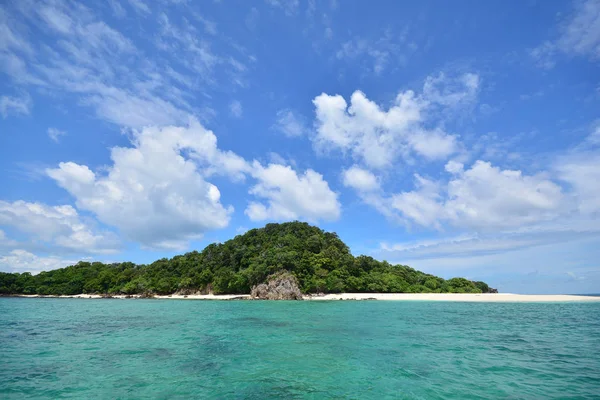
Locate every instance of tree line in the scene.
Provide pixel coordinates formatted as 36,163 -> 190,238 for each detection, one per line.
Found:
0,222 -> 493,295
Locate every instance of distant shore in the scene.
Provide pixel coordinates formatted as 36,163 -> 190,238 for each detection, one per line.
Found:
7,293 -> 600,302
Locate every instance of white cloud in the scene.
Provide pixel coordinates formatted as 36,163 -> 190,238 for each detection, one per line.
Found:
376,235 -> 600,294
588,123 -> 600,145
38,3 -> 73,33
156,12 -> 245,87
108,0 -> 126,18
0,249 -> 77,274
408,129 -> 458,160
245,7 -> 259,31
337,38 -> 390,75
0,200 -> 120,253
246,162 -> 341,222
78,86 -> 190,128
444,160 -> 464,174
556,150 -> 600,214
5,1 -> 185,128
529,41 -> 557,69
265,0 -> 300,16
388,175 -> 444,229
229,100 -> 243,118
422,72 -> 480,110
0,229 -> 18,248
355,125 -> 600,285
1,1 -> 248,130
342,165 -> 379,192
273,109 -> 306,137
443,161 -> 563,229
0,8 -> 33,54
335,30 -> 411,75
0,94 -> 31,118
380,232 -> 564,260
312,73 -> 477,168
127,0 -> 151,15
346,159 -> 566,232
530,0 -> 600,67
313,90 -> 419,168
389,161 -> 563,230
46,119 -> 247,250
557,0 -> 600,59
47,127 -> 66,142
193,13 -> 217,36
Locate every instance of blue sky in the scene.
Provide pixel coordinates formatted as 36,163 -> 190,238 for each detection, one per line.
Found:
1,0 -> 599,294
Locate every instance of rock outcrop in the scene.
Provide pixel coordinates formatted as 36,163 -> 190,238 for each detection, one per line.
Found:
251,271 -> 303,300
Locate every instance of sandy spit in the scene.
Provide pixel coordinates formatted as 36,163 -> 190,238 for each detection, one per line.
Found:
303,293 -> 600,302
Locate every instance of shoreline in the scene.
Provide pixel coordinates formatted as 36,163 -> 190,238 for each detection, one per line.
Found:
5,293 -> 600,302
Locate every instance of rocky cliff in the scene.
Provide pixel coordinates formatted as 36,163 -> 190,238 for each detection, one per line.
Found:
250,271 -> 303,300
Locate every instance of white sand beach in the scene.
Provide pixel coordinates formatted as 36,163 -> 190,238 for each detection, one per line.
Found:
154,294 -> 251,300
303,293 -> 600,302
14,293 -> 600,301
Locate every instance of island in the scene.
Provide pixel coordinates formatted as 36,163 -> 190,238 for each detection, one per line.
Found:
0,221 -> 496,298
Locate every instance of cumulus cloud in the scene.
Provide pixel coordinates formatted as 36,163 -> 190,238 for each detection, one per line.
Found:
443,161 -> 563,229
273,109 -> 306,137
342,165 -> 379,192
246,162 -> 341,222
390,175 -> 445,229
345,159 -> 565,232
556,150 -> 600,214
312,72 -> 477,168
391,161 -> 564,230
46,119 -> 247,250
346,123 -> 600,283
43,115 -> 343,247
0,249 -> 77,274
0,200 -> 120,253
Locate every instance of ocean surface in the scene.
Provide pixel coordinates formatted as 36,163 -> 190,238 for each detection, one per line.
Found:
1,299 -> 599,399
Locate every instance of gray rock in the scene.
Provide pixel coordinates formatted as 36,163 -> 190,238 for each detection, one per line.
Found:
251,271 -> 303,300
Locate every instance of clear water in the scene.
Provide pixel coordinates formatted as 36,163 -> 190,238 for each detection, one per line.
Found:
1,298 -> 599,399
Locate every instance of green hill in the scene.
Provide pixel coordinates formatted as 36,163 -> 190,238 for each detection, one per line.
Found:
0,221 -> 493,295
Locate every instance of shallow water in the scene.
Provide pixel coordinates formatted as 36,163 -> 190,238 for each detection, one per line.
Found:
1,298 -> 599,399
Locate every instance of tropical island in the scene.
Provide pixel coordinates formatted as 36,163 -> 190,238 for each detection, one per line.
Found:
0,222 -> 495,297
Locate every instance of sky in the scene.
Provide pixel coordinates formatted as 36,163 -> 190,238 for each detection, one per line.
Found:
1,0 -> 599,294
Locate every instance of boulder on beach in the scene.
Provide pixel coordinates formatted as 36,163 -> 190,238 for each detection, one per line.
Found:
251,271 -> 303,300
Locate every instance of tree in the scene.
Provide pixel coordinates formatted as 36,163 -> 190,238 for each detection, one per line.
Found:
0,222 -> 493,296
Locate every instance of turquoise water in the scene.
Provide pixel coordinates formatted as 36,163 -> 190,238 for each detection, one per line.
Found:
1,299 -> 600,399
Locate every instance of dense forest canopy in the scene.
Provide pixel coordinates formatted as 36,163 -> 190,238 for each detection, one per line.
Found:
0,222 -> 493,295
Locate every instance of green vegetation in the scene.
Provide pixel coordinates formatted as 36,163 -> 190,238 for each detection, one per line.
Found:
0,222 -> 493,295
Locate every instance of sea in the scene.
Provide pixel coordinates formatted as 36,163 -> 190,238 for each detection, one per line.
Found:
1,298 -> 599,399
